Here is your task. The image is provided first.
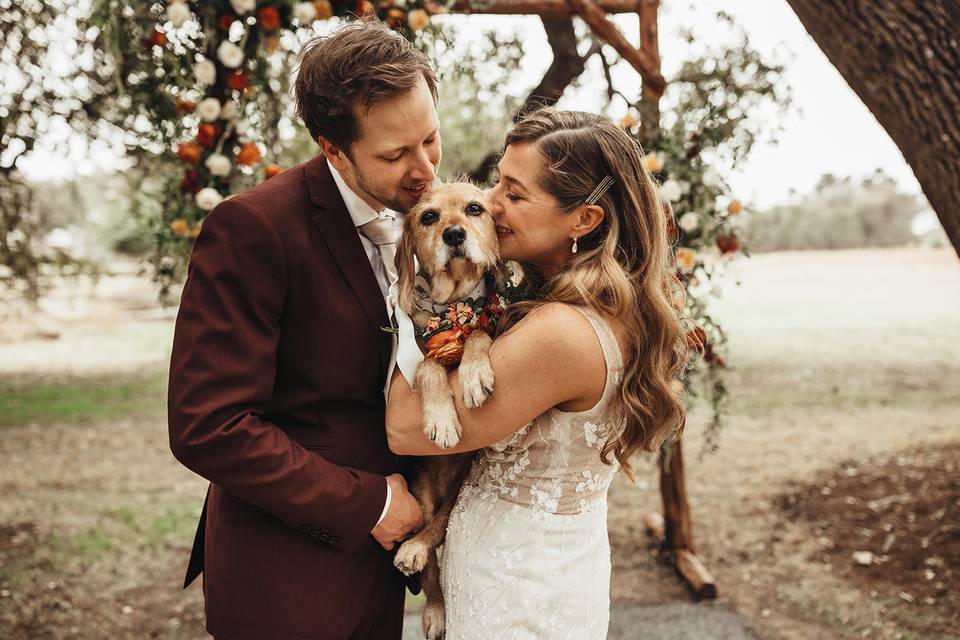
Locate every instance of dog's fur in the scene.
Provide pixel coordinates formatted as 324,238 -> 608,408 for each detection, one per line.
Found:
393,182 -> 503,639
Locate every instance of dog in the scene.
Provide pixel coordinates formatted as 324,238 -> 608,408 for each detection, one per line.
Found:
392,181 -> 510,639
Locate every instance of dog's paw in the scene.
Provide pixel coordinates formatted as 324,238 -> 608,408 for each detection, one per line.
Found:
460,358 -> 495,409
393,538 -> 430,576
422,603 -> 445,640
424,404 -> 462,449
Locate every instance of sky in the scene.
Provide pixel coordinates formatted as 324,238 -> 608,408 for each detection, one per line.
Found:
18,0 -> 924,212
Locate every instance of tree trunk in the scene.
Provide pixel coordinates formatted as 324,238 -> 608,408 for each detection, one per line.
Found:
468,17 -> 592,183
785,0 -> 960,259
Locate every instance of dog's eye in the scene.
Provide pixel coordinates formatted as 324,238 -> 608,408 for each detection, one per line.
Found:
465,203 -> 484,216
420,211 -> 439,225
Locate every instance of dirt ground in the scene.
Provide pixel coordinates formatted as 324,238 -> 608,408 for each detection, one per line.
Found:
1,248 -> 958,639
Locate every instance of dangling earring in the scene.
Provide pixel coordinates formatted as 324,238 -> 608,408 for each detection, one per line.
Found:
571,236 -> 578,254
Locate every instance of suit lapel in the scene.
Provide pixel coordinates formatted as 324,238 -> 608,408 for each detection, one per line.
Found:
303,156 -> 392,371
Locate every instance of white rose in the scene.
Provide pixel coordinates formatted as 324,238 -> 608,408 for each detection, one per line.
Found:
220,101 -> 238,120
678,212 -> 700,233
196,188 -> 224,211
197,97 -> 221,122
678,180 -> 691,196
194,60 -> 216,86
294,2 -> 318,23
160,256 -> 177,270
229,0 -> 256,14
204,153 -> 232,177
702,166 -> 722,189
234,120 -> 250,142
217,41 -> 244,69
167,1 -> 191,28
660,179 -> 682,203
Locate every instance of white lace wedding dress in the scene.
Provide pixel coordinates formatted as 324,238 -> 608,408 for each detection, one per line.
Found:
440,305 -> 624,639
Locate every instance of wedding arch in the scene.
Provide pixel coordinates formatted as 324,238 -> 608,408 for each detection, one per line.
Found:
89,0 -> 772,599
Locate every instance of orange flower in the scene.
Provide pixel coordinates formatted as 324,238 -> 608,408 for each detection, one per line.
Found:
313,0 -> 333,19
197,123 -> 220,148
426,329 -> 464,366
170,219 -> 191,237
177,142 -> 202,164
226,71 -> 250,91
264,35 -> 280,54
716,233 -> 739,254
407,8 -> 429,30
257,6 -> 281,32
619,113 -> 638,129
191,223 -> 203,238
727,199 -> 743,215
264,164 -> 282,179
675,247 -> 696,272
236,142 -> 262,166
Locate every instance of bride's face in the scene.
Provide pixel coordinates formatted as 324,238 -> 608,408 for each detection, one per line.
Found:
487,143 -> 577,277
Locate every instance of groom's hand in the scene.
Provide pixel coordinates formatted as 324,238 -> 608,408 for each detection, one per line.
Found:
372,474 -> 424,551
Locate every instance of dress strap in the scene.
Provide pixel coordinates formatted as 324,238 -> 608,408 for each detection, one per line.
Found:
569,305 -> 624,379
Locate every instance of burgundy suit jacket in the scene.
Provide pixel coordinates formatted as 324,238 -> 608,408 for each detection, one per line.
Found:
168,155 -> 409,639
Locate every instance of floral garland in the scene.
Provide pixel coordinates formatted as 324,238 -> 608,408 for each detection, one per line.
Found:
417,271 -> 517,366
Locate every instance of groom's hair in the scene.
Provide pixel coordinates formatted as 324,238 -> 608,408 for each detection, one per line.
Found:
294,18 -> 438,155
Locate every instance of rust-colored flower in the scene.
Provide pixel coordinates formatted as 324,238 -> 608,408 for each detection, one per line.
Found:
313,0 -> 333,19
226,71 -> 250,91
727,199 -> 743,215
236,142 -> 262,166
716,233 -> 740,254
175,100 -> 196,116
197,123 -> 220,148
385,8 -> 407,30
218,13 -> 237,31
264,35 -> 280,54
170,219 -> 191,237
355,0 -> 376,16
181,169 -> 201,194
257,6 -> 281,32
147,30 -> 166,48
264,164 -> 283,179
177,142 -> 202,164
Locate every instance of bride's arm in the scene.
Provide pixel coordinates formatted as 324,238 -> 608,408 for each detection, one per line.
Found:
385,303 -> 606,455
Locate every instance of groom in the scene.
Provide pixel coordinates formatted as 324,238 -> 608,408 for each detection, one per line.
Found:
168,20 -> 440,640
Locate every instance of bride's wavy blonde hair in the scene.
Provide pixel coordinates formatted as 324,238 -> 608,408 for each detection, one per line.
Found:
498,108 -> 688,474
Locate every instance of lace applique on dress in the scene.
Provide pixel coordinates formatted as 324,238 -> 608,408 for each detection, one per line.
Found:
440,305 -> 625,639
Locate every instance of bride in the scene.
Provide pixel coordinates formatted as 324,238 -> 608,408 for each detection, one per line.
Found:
386,107 -> 688,639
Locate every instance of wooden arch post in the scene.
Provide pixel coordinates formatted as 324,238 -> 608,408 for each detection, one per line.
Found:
430,0 -> 717,599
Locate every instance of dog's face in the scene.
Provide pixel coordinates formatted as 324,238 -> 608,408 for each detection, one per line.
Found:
397,182 -> 499,309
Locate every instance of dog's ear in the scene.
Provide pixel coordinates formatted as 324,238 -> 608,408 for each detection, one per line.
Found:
395,217 -> 418,314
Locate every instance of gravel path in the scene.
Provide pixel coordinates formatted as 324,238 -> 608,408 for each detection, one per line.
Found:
402,601 -> 760,639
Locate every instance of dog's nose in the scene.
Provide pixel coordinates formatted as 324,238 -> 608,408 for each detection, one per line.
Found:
442,225 -> 466,247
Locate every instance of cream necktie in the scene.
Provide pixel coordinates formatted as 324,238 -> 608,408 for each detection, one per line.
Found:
358,214 -> 398,288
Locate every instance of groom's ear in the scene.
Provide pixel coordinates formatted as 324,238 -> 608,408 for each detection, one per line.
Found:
318,136 -> 348,171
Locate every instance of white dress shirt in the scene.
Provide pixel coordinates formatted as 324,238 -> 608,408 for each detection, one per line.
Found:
328,160 -> 400,527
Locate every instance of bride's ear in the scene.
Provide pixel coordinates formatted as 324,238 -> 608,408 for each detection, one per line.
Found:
571,204 -> 605,237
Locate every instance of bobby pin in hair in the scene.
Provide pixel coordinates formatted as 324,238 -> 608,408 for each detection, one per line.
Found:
584,175 -> 615,205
